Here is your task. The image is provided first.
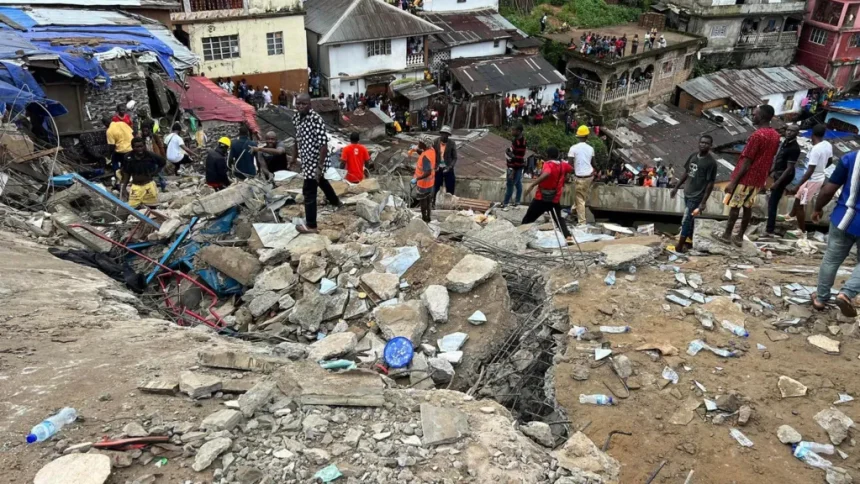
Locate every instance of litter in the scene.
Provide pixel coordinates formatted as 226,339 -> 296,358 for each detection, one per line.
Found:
694,380 -> 707,393
313,464 -> 343,482
721,285 -> 736,294
595,348 -> 612,360
720,320 -> 749,338
687,339 -> 737,358
704,399 -> 717,411
835,394 -> 854,405
599,325 -> 630,334
604,271 -> 616,286
382,337 -> 414,369
437,332 -> 468,352
467,311 -> 487,325
666,294 -> 692,307
569,326 -> 587,340
730,428 -> 754,447
661,366 -> 679,384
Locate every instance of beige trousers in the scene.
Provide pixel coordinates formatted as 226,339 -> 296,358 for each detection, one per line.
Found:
573,177 -> 592,225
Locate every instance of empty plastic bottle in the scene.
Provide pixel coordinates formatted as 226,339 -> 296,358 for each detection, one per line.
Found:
794,446 -> 833,470
26,408 -> 77,444
579,394 -> 613,405
604,271 -> 616,286
796,441 -> 835,455
599,325 -> 630,334
720,320 -> 749,338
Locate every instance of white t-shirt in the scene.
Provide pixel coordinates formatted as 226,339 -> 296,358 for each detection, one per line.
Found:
808,140 -> 833,183
164,132 -> 185,163
263,90 -> 272,104
568,142 -> 595,177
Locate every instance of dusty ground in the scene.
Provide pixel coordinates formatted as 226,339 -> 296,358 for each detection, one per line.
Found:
553,251 -> 860,483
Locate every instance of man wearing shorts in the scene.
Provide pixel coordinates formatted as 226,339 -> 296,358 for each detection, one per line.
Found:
786,124 -> 832,234
120,137 -> 166,209
716,104 -> 780,246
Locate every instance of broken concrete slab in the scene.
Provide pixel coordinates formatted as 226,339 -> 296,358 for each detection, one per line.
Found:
153,218 -> 182,240
322,289 -> 349,321
521,421 -> 555,447
197,350 -> 291,373
814,408 -> 854,445
179,180 -> 263,217
446,254 -> 500,293
192,437 -> 232,472
201,409 -> 242,432
52,207 -> 113,253
808,334 -> 841,355
778,375 -> 808,398
468,218 -> 529,253
307,332 -> 357,361
601,244 -> 654,270
273,342 -> 308,360
179,371 -> 222,399
199,246 -> 262,286
409,353 -> 435,390
376,300 -> 428,343
440,213 -> 481,234
427,357 -> 455,383
344,290 -> 369,320
237,380 -> 277,418
249,223 -> 299,251
248,291 -> 280,318
355,198 -> 382,224
421,285 -> 449,323
297,253 -> 327,283
289,288 -> 327,332
356,331 -> 386,363
277,361 -> 385,406
552,432 -> 621,482
360,271 -> 399,300
765,330 -> 790,342
420,404 -> 470,446
34,453 -> 111,484
284,234 -> 331,259
122,422 -> 148,437
138,379 -> 178,395
253,264 -> 298,292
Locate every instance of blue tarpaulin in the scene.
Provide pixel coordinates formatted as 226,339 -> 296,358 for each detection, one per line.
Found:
831,99 -> 860,111
0,61 -> 67,117
800,129 -> 857,139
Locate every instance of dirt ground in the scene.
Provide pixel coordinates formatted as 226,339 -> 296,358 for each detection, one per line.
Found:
553,251 -> 860,483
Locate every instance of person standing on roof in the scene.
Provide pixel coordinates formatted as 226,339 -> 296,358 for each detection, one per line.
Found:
294,93 -> 342,234
433,125 -> 457,200
502,124 -> 527,210
671,135 -> 717,253
411,135 -> 437,223
567,125 -> 595,226
206,137 -> 232,191
522,146 -> 574,243
229,125 -> 260,180
341,132 -> 371,183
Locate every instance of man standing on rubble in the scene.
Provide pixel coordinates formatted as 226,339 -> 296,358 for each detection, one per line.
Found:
502,124 -> 527,210
251,131 -> 284,175
765,124 -> 801,236
294,93 -> 342,234
107,113 -> 133,179
715,104 -> 780,247
164,123 -> 199,174
786,124 -> 832,235
670,134 -> 717,253
206,137 -> 232,191
411,135 -> 437,223
522,146 -> 574,243
120,137 -> 166,209
567,125 -> 595,226
810,149 -> 860,317
433,125 -> 457,201
341,132 -> 371,183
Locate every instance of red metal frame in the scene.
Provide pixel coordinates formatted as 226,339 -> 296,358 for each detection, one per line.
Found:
67,224 -> 226,330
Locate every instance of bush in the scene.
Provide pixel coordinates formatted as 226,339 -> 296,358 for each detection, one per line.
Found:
503,0 -> 642,33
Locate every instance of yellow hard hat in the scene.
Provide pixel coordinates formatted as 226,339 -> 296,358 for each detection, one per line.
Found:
576,125 -> 590,137
218,137 -> 231,147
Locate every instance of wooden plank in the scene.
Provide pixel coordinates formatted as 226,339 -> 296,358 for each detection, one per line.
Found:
12,147 -> 61,164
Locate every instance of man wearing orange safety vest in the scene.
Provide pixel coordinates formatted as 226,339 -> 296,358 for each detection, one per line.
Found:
411,135 -> 437,222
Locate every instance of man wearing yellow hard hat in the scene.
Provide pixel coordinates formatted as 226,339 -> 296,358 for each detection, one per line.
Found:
206,137 -> 232,191
567,125 -> 595,226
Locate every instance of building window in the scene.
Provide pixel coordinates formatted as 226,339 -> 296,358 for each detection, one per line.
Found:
366,39 -> 392,57
661,60 -> 674,78
710,25 -> 727,38
266,32 -> 283,55
783,97 -> 794,112
684,54 -> 693,70
202,34 -> 240,61
850,33 -> 860,48
493,39 -> 500,48
810,28 -> 828,45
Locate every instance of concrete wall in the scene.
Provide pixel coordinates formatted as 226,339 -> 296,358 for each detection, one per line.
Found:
677,91 -> 728,115
328,39 -> 410,78
85,72 -> 150,131
450,40 -> 506,59
761,89 -> 809,116
423,0 -> 497,12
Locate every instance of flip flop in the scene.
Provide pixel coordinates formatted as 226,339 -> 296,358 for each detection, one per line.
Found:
811,294 -> 827,311
835,293 -> 858,318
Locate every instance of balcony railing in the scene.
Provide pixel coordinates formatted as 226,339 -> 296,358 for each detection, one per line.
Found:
736,31 -> 798,47
406,53 -> 424,67
584,79 -> 652,106
189,0 -> 243,12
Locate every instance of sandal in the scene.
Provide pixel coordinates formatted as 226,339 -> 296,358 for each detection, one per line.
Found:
835,293 -> 858,318
811,294 -> 827,311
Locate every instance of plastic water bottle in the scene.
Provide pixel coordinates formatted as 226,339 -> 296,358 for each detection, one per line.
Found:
26,408 -> 77,443
579,394 -> 613,405
687,339 -> 705,356
604,271 -> 616,286
794,446 -> 833,470
720,320 -> 749,338
599,325 -> 630,334
796,441 -> 835,455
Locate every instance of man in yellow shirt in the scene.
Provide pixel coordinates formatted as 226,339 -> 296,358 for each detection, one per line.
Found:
106,115 -> 133,176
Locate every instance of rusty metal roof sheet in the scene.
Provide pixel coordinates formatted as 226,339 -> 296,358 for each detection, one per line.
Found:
305,0 -> 442,45
679,66 -> 834,108
451,55 -> 565,97
422,10 -> 513,48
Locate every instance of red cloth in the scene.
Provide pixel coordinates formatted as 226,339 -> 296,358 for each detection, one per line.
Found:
174,77 -> 260,136
341,143 -> 370,183
535,160 -> 572,203
733,126 -> 780,188
112,113 -> 132,127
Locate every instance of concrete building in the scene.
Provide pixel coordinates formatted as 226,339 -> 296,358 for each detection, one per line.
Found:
552,24 -> 706,114
304,0 -> 442,98
795,0 -> 860,90
659,0 -> 804,68
171,0 -> 308,93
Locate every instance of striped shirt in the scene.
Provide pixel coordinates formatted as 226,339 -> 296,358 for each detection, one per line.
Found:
829,151 -> 860,236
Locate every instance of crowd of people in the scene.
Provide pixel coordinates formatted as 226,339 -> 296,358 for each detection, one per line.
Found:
568,28 -> 667,59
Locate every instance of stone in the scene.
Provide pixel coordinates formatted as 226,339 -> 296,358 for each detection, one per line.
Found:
440,213 -> 481,234
409,353 -> 435,390
34,453 -> 111,484
553,432 -> 621,482
356,198 -> 381,224
344,290 -> 369,320
356,331 -> 386,363
274,342 -> 308,360
254,264 -> 298,291
199,246 -> 262,285
738,405 -> 752,426
438,351 -> 463,364
610,355 -> 633,379
765,329 -> 790,342
298,254 -> 327,283
601,244 -> 654,270
278,293 -> 296,310
445,254 -> 500,293
421,285 -> 450,323
179,180 -> 262,216
201,409 -> 242,432
808,334 -> 841,354
344,428 -> 363,445
154,218 -> 182,239
122,422 -> 148,437
289,287 -> 327,332
322,290 -> 349,321
814,408 -> 855,445
394,218 -> 437,245
197,350 -> 290,372
777,425 -> 802,444
307,332 -> 357,361
427,357 -> 455,383
826,468 -> 854,484
420,404 -> 470,446
716,393 -> 740,412
192,437 -> 232,472
788,305 -> 814,319
778,376 -> 808,398
467,310 -> 487,325
63,442 -> 93,454
179,371 -> 222,399
521,421 -> 555,447
235,466 -> 264,484
237,380 -> 277,418
361,271 -> 400,300
437,332 -> 468,352
285,233 -> 331,258
356,178 -> 380,193
402,435 -> 422,446
342,192 -> 370,205
248,291 -> 280,318
376,300 -> 428,343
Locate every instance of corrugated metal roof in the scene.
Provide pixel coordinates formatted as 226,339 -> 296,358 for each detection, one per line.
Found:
19,7 -> 140,25
0,0 -> 142,4
393,81 -> 441,100
451,55 -> 565,97
305,0 -> 441,45
679,66 -> 833,108
422,10 -> 513,48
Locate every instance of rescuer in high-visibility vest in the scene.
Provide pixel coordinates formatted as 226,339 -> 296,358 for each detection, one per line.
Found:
411,135 -> 437,223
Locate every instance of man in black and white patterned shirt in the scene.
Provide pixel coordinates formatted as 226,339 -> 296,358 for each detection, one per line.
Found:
293,93 -> 341,234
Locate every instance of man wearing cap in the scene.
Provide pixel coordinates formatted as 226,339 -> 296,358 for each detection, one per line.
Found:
411,135 -> 437,222
433,125 -> 457,201
206,137 -> 232,191
567,125 -> 595,226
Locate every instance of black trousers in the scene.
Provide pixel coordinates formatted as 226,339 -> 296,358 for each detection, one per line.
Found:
522,199 -> 571,239
434,169 -> 456,198
303,177 -> 341,228
766,181 -> 788,233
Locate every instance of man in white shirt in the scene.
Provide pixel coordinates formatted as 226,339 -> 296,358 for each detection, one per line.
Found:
787,124 -> 832,233
262,86 -> 273,106
164,122 -> 198,172
567,125 -> 595,226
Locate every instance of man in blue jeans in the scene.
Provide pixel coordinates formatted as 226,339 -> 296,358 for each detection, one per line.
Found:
502,124 -> 527,211
670,135 -> 717,252
811,150 -> 860,317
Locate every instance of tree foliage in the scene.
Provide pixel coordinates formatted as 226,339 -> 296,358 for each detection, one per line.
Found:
493,123 -> 610,170
502,0 -> 642,35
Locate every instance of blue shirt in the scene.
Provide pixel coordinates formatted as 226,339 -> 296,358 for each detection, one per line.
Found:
230,136 -> 258,179
828,151 -> 860,236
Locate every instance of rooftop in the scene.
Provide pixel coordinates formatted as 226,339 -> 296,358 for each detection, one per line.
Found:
305,0 -> 442,45
679,66 -> 834,107
451,55 -> 565,97
0,0 -> 179,6
422,10 -> 515,49
177,76 -> 260,134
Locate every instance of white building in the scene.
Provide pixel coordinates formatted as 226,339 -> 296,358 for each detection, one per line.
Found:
304,0 -> 442,98
422,0 -> 498,12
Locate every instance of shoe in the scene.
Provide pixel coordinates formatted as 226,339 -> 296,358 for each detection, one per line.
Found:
501,205 -> 510,212
835,293 -> 858,317
296,225 -> 319,234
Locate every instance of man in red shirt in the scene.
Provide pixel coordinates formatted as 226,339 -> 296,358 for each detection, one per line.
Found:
340,132 -> 370,183
522,146 -> 573,243
716,104 -> 780,246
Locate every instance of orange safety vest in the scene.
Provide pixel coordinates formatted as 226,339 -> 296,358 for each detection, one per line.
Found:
413,149 -> 437,191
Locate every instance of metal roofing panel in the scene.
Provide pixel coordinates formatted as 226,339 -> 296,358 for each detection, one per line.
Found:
304,0 -> 353,35
308,0 -> 441,45
679,67 -> 822,107
0,0 -> 142,4
452,55 -> 565,96
143,23 -> 199,70
423,10 -> 513,48
23,7 -> 140,26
